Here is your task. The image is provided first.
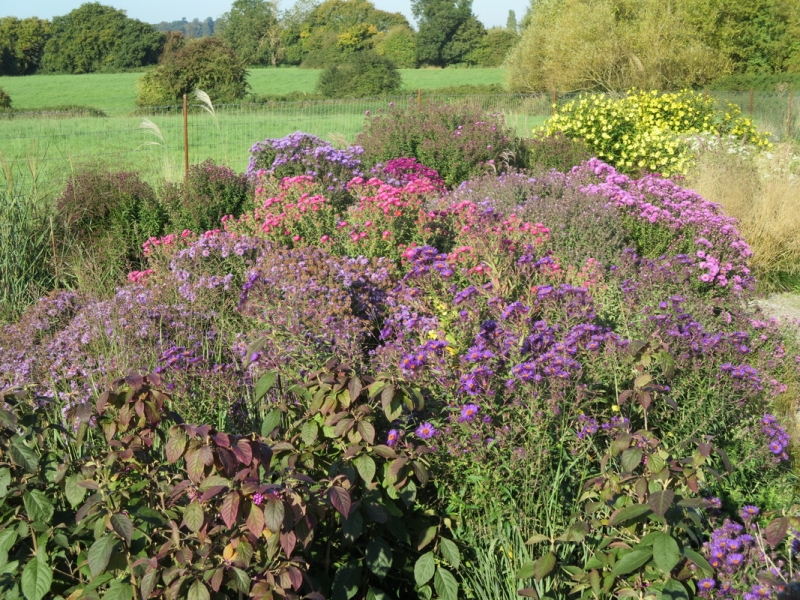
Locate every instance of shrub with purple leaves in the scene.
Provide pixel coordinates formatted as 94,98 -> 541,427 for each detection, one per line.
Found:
160,159 -> 250,234
357,103 -> 525,187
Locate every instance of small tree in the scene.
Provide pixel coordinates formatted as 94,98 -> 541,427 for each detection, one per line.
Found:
316,51 -> 401,98
136,37 -> 249,107
0,87 -> 11,111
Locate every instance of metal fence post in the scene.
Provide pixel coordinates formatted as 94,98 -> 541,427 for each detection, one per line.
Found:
183,94 -> 189,178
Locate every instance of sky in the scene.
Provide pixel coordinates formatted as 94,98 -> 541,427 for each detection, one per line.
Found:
1,0 -> 529,28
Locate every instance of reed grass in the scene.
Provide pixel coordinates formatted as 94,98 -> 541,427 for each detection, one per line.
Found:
687,142 -> 800,291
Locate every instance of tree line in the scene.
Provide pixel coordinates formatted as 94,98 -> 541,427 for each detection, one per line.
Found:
0,0 -> 520,76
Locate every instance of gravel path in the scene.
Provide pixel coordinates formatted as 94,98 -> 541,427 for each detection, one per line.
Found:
755,293 -> 800,332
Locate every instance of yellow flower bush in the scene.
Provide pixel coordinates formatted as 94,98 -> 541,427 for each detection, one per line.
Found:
541,89 -> 771,176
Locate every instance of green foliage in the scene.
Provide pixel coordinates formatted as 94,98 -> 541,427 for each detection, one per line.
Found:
160,159 -> 251,233
56,169 -> 167,277
0,17 -> 51,75
441,15 -> 486,65
466,27 -> 519,67
708,72 -> 800,91
357,103 -> 524,186
218,0 -> 281,66
524,132 -> 594,172
375,26 -> 418,69
0,87 -> 10,111
507,0 -> 727,92
136,37 -> 249,107
39,3 -> 163,74
317,51 -> 402,98
682,0 -> 800,74
543,89 -> 772,176
152,17 -> 216,38
412,0 -> 480,67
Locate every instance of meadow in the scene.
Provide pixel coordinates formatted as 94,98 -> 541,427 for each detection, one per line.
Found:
1,83 -> 799,600
0,67 -> 507,112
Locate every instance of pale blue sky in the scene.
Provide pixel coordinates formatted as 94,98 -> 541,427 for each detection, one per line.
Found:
1,0 -> 529,28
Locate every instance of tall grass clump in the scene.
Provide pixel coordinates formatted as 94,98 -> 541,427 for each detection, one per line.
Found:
687,140 -> 800,291
0,185 -> 61,322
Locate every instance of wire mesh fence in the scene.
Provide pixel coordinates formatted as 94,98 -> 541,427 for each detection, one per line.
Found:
0,90 -> 797,194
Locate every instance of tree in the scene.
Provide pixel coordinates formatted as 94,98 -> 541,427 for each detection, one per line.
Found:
506,0 -> 727,92
681,0 -> 800,73
218,0 -> 280,65
40,3 -> 163,74
375,26 -> 418,68
136,37 -> 249,106
316,50 -> 401,97
466,26 -> 518,67
0,17 -> 52,75
506,10 -> 518,31
412,0 -> 477,66
298,0 -> 410,67
441,14 -> 486,64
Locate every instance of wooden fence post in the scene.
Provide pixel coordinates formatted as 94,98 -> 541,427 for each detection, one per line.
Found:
183,94 -> 189,179
788,89 -> 794,139
749,88 -> 754,118
417,88 -> 421,110
551,90 -> 557,114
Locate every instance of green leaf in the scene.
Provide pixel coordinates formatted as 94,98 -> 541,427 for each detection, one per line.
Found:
353,454 -> 376,483
64,475 -> 86,508
610,549 -> 653,577
301,421 -> 319,446
532,552 -> 556,581
433,567 -> 458,600
765,517 -> 789,548
255,372 -> 277,401
0,529 -> 18,555
140,568 -> 159,599
88,534 -> 116,578
0,468 -> 10,497
260,410 -> 281,436
183,501 -> 205,533
229,567 -> 250,593
111,513 -> 134,546
365,536 -> 392,579
332,559 -> 361,600
417,525 -> 437,551
264,498 -> 284,533
652,532 -> 681,574
516,561 -> 535,580
23,491 -> 53,525
647,489 -> 675,517
10,440 -> 38,474
103,579 -> 134,600
188,579 -> 211,600
21,557 -> 52,600
662,578 -> 689,600
414,552 -> 435,587
620,448 -> 643,472
366,587 -> 391,600
682,548 -> 713,574
439,537 -> 460,569
609,504 -> 652,527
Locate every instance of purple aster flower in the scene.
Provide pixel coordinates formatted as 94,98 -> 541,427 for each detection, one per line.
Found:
739,505 -> 760,520
459,404 -> 480,422
386,429 -> 399,446
415,422 -> 437,440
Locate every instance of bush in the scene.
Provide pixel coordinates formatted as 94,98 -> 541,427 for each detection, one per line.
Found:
542,89 -> 772,176
57,169 -> 167,277
357,103 -> 524,187
708,72 -> 800,91
247,131 -> 364,205
136,37 -> 249,107
0,87 -> 10,110
465,27 -> 519,67
316,51 -> 401,98
160,159 -> 250,234
523,131 -> 594,172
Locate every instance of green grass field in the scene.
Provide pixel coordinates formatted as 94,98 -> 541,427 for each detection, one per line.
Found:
0,67 -> 507,112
